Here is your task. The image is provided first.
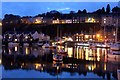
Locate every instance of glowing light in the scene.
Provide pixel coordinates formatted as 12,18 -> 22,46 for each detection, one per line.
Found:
86,18 -> 96,23
104,21 -> 106,23
35,19 -> 41,24
26,47 -> 29,55
67,37 -> 73,41
11,62 -> 13,65
15,46 -> 18,51
0,22 -> 2,26
104,63 -> 107,71
57,66 -> 59,70
35,63 -> 41,69
0,59 -> 1,64
85,48 -> 89,60
104,18 -> 106,20
85,35 -> 89,39
25,36 -> 28,39
88,65 -> 92,71
15,39 -> 17,42
67,48 -> 73,57
96,34 -> 100,38
92,64 -> 96,71
9,49 -> 11,54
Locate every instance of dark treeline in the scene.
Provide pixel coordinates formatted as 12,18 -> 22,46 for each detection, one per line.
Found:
2,4 -> 120,21
2,4 -> 120,38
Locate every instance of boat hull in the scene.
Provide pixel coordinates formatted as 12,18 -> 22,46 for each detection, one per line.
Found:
53,54 -> 63,61
107,52 -> 120,62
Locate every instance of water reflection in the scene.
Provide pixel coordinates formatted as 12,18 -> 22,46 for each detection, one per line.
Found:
2,58 -> 119,79
64,46 -> 109,62
2,45 -> 120,79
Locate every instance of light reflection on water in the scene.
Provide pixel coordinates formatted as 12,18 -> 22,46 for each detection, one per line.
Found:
2,45 -> 120,79
2,60 -> 119,79
63,46 -> 109,62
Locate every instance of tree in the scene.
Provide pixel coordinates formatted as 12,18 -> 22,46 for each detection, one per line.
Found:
112,6 -> 120,13
70,11 -> 75,14
82,9 -> 87,13
102,7 -> 105,13
77,10 -> 82,14
106,4 -> 110,13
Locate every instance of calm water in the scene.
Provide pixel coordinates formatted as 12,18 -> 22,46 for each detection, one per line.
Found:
1,45 -> 120,79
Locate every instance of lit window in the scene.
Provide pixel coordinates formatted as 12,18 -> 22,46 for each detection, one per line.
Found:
104,21 -> 106,23
104,18 -> 106,21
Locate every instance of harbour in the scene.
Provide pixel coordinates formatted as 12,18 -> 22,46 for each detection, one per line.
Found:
1,2 -> 120,79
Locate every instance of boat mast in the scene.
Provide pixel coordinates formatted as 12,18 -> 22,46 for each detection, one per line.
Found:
57,25 -> 59,39
115,18 -> 118,43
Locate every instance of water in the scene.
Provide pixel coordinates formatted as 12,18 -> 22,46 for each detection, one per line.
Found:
1,45 -> 120,79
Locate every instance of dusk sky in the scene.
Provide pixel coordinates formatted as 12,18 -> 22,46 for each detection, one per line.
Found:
2,2 -> 118,18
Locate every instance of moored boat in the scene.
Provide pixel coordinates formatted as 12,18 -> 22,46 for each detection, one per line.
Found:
42,43 -> 50,48
53,54 -> 63,61
110,42 -> 120,51
107,50 -> 120,62
58,49 -> 68,57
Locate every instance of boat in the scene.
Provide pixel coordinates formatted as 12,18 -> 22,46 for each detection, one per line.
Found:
117,69 -> 120,80
110,19 -> 120,51
107,19 -> 120,62
110,42 -> 120,51
37,42 -> 43,47
42,43 -> 50,48
89,43 -> 96,48
53,54 -> 63,61
58,49 -> 68,57
107,51 -> 120,62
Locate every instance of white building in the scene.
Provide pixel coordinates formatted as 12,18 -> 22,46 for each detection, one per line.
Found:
101,15 -> 113,26
101,14 -> 120,27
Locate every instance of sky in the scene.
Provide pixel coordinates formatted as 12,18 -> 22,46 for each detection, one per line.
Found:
1,2 -> 119,18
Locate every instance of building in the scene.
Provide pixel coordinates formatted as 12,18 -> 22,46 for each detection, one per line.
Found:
101,14 -> 113,26
21,17 -> 33,24
101,14 -> 120,27
32,17 -> 43,24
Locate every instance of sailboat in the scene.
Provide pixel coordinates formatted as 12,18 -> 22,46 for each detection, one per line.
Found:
107,19 -> 120,62
110,19 -> 120,51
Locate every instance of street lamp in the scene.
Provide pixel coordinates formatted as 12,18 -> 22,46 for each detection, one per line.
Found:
96,34 -> 100,41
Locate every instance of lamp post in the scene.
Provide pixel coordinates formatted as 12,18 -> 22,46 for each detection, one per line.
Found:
96,34 -> 100,41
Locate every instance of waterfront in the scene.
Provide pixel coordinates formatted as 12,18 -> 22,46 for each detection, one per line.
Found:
1,2 -> 120,79
1,45 -> 120,79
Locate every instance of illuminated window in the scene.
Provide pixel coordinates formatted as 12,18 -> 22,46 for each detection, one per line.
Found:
35,19 -> 41,24
104,21 -> 106,23
86,18 -> 95,23
104,18 -> 106,21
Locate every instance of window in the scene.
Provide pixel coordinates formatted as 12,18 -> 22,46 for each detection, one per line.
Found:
104,18 -> 106,21
104,21 -> 106,24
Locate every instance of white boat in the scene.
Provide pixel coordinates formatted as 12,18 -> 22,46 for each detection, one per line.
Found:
110,42 -> 120,51
107,51 -> 120,62
110,20 -> 120,51
108,19 -> 120,62
37,43 -> 43,47
53,54 -> 63,61
42,43 -> 50,48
